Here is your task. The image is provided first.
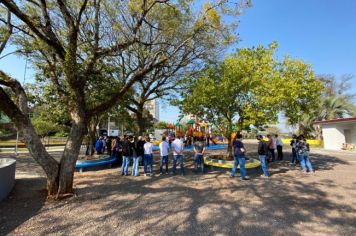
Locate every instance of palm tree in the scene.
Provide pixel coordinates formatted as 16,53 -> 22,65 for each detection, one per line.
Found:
319,95 -> 356,120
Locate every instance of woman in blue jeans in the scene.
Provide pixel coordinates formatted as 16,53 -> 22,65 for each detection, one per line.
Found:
297,135 -> 314,173
256,135 -> 269,178
230,134 -> 249,180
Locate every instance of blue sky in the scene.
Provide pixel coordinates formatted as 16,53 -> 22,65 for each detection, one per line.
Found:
1,0 -> 355,124
160,0 -> 356,123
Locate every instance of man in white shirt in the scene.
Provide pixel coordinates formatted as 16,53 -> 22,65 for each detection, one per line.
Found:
275,134 -> 283,161
143,137 -> 153,176
172,135 -> 185,175
159,136 -> 170,175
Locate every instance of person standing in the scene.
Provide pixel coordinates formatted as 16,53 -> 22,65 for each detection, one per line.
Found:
267,134 -> 276,162
290,134 -> 298,165
257,135 -> 270,178
95,136 -> 104,154
275,134 -> 284,161
131,136 -> 140,177
121,136 -> 133,176
230,134 -> 249,180
172,135 -> 185,176
134,136 -> 145,176
143,137 -> 154,176
193,137 -> 206,175
296,135 -> 314,173
159,136 -> 170,175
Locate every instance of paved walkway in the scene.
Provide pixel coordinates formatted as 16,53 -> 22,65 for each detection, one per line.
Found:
0,147 -> 355,235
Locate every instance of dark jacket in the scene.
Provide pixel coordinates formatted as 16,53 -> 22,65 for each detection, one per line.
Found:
258,140 -> 268,155
136,140 -> 145,157
122,140 -> 133,156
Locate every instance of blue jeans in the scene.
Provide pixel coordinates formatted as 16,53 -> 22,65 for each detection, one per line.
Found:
291,148 -> 297,163
259,155 -> 269,176
299,152 -> 313,172
132,156 -> 141,176
144,154 -> 153,175
121,156 -> 130,175
194,154 -> 205,174
173,154 -> 184,175
159,155 -> 169,174
230,156 -> 246,179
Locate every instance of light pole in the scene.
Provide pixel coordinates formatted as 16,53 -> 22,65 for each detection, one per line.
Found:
107,114 -> 111,137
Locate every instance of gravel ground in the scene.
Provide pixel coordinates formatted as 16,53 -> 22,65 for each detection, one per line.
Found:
0,142 -> 356,236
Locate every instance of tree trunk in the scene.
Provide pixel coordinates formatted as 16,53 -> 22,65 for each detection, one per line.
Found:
57,109 -> 87,195
87,117 -> 99,155
226,134 -> 233,160
226,120 -> 233,160
136,105 -> 145,135
0,84 -> 60,196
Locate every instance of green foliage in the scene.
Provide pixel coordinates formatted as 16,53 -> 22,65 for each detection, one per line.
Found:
179,43 -> 322,145
31,117 -> 60,137
154,121 -> 169,129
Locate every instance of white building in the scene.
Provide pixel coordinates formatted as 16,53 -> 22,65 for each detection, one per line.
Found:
315,118 -> 356,150
145,99 -> 159,121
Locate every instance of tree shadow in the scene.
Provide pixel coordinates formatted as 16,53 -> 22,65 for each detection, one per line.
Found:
1,149 -> 355,235
0,177 -> 47,235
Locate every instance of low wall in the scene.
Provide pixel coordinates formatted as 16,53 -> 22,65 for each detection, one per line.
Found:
0,158 -> 16,201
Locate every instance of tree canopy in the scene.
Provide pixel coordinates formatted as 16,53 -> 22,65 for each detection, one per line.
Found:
178,43 -> 323,157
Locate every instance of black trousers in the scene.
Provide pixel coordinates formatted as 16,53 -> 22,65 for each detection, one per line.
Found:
277,145 -> 283,160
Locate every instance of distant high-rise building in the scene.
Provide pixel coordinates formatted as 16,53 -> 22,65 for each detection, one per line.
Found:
145,99 -> 159,121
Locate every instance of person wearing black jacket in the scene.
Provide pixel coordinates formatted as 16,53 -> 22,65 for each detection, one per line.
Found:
132,136 -> 144,176
121,136 -> 133,176
257,135 -> 270,178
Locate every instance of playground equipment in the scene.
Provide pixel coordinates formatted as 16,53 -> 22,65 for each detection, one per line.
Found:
75,155 -> 116,172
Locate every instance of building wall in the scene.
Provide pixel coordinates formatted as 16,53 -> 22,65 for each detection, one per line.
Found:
322,125 -> 346,150
322,123 -> 356,150
145,99 -> 159,121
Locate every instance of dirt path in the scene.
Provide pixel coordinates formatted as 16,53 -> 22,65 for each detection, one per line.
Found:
1,146 -> 355,236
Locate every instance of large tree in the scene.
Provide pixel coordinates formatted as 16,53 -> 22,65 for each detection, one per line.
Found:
179,43 -> 323,158
0,0 -> 249,196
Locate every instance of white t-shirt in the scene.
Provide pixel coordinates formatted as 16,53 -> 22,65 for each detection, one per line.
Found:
144,142 -> 153,155
276,137 -> 283,146
159,141 -> 170,156
172,138 -> 184,155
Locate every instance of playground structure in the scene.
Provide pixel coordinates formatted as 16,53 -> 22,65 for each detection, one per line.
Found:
164,118 -> 212,140
75,155 -> 116,172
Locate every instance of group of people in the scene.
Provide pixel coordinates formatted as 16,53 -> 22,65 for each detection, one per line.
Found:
104,135 -> 205,177
230,133 -> 314,180
93,132 -> 314,179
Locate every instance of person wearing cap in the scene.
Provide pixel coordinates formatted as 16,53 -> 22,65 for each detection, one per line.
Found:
143,136 -> 154,176
172,135 -> 185,175
257,135 -> 270,178
159,136 -> 170,175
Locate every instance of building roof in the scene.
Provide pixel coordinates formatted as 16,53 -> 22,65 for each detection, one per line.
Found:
314,117 -> 356,125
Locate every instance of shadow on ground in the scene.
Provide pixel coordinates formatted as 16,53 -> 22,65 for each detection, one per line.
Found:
0,178 -> 47,235
0,148 -> 355,235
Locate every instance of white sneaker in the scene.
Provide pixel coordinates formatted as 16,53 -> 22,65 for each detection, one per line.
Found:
143,173 -> 146,176
261,175 -> 269,178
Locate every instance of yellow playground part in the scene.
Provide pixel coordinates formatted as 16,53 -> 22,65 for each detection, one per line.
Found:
204,156 -> 261,169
